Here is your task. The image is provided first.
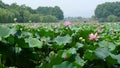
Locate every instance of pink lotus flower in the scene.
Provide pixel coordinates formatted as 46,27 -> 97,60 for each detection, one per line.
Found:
62,53 -> 67,59
97,29 -> 102,33
89,33 -> 99,41
64,21 -> 71,26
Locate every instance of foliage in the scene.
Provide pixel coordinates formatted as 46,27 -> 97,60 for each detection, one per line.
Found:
95,2 -> 120,22
0,23 -> 120,68
0,8 -> 15,23
64,17 -> 87,22
107,15 -> 118,22
36,6 -> 64,20
0,1 -> 63,23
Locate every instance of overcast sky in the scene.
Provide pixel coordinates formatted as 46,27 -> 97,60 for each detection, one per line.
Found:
2,0 -> 120,18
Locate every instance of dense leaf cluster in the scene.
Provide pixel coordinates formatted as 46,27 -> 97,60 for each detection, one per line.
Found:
0,23 -> 120,68
0,0 -> 64,23
95,2 -> 120,22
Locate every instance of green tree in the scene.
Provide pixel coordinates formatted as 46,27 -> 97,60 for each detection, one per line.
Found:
107,15 -> 118,22
29,14 -> 41,22
36,6 -> 64,20
45,15 -> 58,22
0,0 -> 9,9
51,6 -> 64,20
36,7 -> 52,15
0,8 -> 15,23
95,2 -> 120,22
23,10 -> 31,22
41,15 -> 58,23
0,0 -> 64,23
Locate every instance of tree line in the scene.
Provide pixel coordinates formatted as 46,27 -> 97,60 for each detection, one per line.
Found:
95,2 -> 120,22
0,0 -> 64,23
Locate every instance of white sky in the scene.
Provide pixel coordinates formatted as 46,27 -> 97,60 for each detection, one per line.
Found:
2,0 -> 120,18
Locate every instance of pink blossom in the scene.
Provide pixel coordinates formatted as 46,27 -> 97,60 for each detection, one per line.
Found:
64,21 -> 71,26
63,53 -> 67,59
89,33 -> 99,41
97,29 -> 102,33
